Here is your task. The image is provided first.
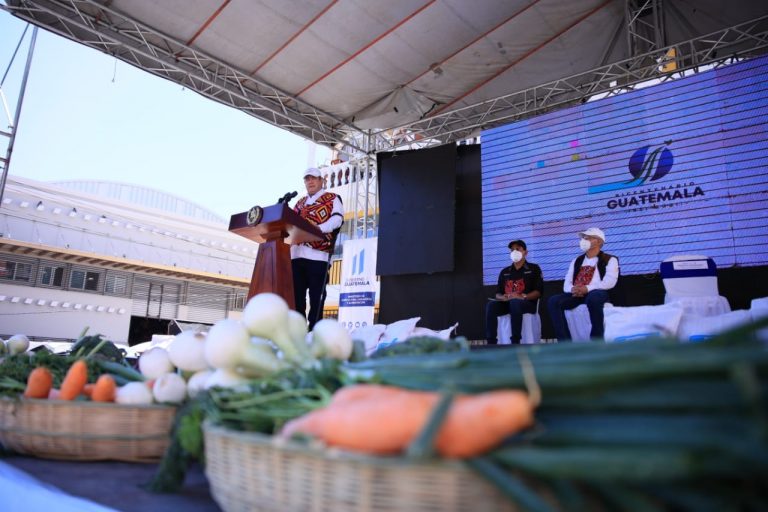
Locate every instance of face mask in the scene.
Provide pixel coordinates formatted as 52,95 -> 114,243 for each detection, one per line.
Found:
579,238 -> 592,252
510,250 -> 523,263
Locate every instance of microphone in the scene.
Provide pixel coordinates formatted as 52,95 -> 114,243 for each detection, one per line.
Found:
278,190 -> 298,204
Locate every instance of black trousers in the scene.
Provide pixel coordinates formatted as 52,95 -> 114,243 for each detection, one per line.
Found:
292,257 -> 329,330
485,299 -> 538,344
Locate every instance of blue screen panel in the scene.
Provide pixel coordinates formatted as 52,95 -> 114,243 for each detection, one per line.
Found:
481,56 -> 768,284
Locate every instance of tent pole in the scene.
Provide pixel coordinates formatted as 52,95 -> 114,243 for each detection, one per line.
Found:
0,26 -> 37,207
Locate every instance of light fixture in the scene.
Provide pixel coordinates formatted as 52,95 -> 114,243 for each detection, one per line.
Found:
52,207 -> 62,215
36,201 -> 44,211
37,299 -> 46,306
19,201 -> 29,208
98,215 -> 107,223
2,198 -> 11,204
83,214 -> 92,221
111,220 -> 120,226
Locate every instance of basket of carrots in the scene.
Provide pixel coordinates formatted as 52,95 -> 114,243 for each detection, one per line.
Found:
204,424 -> 529,512
202,384 -> 554,512
0,397 -> 176,462
0,343 -> 176,462
196,325 -> 768,511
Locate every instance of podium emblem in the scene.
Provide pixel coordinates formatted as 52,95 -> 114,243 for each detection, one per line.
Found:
247,205 -> 264,226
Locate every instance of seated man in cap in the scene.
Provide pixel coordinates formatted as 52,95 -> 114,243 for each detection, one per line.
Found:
547,227 -> 619,341
485,239 -> 543,344
291,167 -> 344,330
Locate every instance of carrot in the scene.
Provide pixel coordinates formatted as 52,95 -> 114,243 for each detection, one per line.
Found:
329,384 -> 406,405
83,383 -> 96,398
59,359 -> 89,400
23,367 -> 53,399
91,374 -> 117,402
324,392 -> 436,454
281,385 -> 534,458
435,390 -> 534,458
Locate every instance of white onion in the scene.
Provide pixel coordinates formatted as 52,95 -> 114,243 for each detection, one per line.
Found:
152,372 -> 187,404
138,347 -> 175,379
115,382 -> 154,405
168,330 -> 208,372
7,334 -> 30,355
312,319 -> 353,360
204,368 -> 249,390
187,370 -> 213,398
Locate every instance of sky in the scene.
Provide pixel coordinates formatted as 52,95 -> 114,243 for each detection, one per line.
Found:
0,10 -> 331,221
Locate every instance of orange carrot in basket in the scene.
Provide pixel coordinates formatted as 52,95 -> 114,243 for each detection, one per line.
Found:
329,384 -> 406,405
282,387 -> 435,453
59,359 -> 88,400
323,392 -> 436,454
23,367 -> 53,399
281,385 -> 534,458
91,374 -> 117,402
435,390 -> 534,458
83,383 -> 95,398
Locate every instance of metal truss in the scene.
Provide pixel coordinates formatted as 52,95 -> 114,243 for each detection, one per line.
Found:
4,1 -> 767,241
322,154 -> 377,247
1,0 -> 368,152
352,132 -> 377,241
0,24 -> 37,206
371,14 -> 768,151
625,0 -> 665,57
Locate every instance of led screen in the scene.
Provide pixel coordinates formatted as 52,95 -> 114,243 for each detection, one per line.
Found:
481,55 -> 768,284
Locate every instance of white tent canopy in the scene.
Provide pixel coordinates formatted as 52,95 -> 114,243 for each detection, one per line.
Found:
3,0 -> 768,153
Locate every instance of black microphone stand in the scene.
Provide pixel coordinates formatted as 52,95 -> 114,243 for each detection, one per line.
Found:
312,230 -> 340,329
278,191 -> 298,204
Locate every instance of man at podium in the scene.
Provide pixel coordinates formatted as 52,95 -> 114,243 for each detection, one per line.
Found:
291,167 -> 344,329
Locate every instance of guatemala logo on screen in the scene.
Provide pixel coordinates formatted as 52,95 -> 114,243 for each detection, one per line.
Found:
587,140 -> 705,210
588,141 -> 674,194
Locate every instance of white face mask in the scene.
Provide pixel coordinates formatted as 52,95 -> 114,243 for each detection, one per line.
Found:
579,238 -> 592,252
510,250 -> 523,263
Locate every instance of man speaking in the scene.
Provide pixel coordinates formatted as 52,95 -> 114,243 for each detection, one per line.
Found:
291,167 -> 344,329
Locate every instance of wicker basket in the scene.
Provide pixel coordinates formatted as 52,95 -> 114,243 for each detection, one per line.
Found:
0,397 -> 176,462
204,423 -> 535,512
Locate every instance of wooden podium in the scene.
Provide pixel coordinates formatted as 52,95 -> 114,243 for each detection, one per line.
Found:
229,203 -> 323,308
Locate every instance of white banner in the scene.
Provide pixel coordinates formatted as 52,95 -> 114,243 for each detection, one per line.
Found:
338,237 -> 378,330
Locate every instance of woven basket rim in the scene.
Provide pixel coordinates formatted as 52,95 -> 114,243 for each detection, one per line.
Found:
0,395 -> 176,411
203,421 -> 462,469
